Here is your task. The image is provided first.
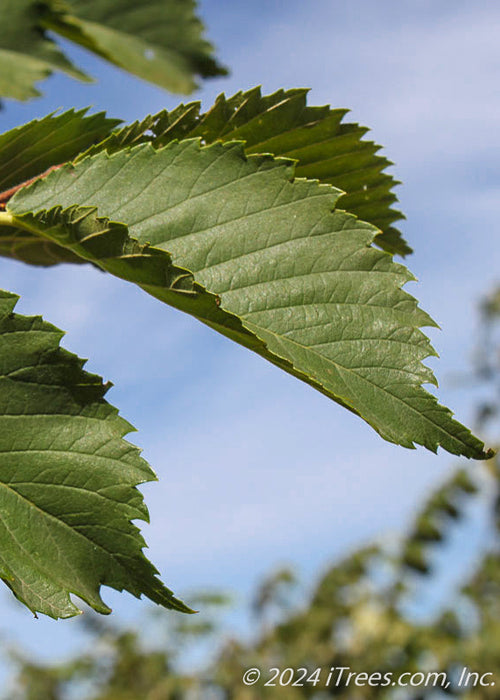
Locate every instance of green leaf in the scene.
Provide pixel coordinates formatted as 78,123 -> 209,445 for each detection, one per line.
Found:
0,289 -> 191,618
79,88 -> 409,256
0,0 -> 90,101
166,88 -> 409,255
0,227 -> 87,266
0,109 -> 120,193
45,0 -> 227,94
0,90 -> 408,263
0,0 -> 226,101
0,109 -> 120,265
5,140 -> 492,459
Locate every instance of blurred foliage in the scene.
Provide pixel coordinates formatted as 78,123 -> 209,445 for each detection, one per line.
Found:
3,288 -> 500,698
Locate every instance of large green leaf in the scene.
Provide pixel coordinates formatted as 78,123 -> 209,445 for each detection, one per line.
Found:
160,88 -> 409,256
3,140 -> 491,459
0,289 -> 191,618
0,91 -> 408,265
0,0 -> 226,101
0,109 -> 119,265
79,89 -> 409,256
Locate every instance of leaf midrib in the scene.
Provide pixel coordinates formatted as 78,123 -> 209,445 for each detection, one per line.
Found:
0,477 -> 142,583
5,478 -> 146,512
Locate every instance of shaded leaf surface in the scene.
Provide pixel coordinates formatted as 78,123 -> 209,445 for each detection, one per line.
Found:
0,290 -> 190,618
0,89 -> 408,264
47,0 -> 227,92
81,88 -> 409,255
0,0 -> 226,101
0,109 -> 119,265
0,109 -> 120,193
0,0 -> 89,101
7,140 -> 491,459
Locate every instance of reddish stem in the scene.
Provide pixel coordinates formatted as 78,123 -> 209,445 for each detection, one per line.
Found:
0,163 -> 65,209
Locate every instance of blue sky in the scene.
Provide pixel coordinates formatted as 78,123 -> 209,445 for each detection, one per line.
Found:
0,0 -> 499,672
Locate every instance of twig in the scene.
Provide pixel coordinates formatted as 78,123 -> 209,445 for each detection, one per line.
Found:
0,163 -> 65,209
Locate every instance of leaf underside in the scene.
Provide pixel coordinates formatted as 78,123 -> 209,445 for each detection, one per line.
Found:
0,109 -> 121,265
0,290 -> 191,618
0,0 -> 89,101
81,88 -> 410,256
0,90 -> 409,265
7,139 -> 491,459
0,0 -> 226,101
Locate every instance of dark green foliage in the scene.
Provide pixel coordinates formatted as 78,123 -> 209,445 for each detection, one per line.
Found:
4,138 -> 490,458
0,290 -> 190,618
79,88 -> 410,256
0,0 -> 493,621
0,0 -> 226,100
